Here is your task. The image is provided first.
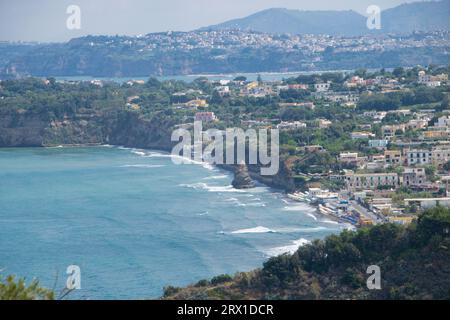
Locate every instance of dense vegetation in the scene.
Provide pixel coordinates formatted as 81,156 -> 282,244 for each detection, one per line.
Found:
0,276 -> 54,300
163,206 -> 450,300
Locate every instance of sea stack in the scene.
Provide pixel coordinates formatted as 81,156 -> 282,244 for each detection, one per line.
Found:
231,163 -> 255,189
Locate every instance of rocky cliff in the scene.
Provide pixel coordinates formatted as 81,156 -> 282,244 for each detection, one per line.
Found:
0,109 -> 174,149
231,164 -> 255,189
0,109 -> 295,191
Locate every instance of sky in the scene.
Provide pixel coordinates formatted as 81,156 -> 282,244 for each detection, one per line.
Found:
0,0 -> 420,42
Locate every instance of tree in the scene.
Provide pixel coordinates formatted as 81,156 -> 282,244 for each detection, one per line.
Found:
234,76 -> 247,82
354,68 -> 367,78
257,74 -> 263,85
0,275 -> 54,300
393,67 -> 405,78
425,165 -> 438,182
146,77 -> 161,89
210,274 -> 233,285
443,161 -> 450,171
439,95 -> 449,111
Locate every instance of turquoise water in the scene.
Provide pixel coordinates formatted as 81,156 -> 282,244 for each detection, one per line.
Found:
0,146 -> 347,299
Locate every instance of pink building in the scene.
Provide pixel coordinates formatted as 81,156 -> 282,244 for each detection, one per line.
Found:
195,112 -> 217,122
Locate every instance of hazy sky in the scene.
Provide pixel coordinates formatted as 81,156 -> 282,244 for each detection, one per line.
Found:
0,0 -> 420,42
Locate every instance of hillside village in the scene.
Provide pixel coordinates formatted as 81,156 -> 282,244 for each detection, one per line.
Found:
152,66 -> 450,227
1,65 -> 450,228
1,29 -> 449,78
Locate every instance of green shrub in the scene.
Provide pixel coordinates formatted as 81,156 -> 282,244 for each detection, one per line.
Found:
210,274 -> 233,285
0,275 -> 54,300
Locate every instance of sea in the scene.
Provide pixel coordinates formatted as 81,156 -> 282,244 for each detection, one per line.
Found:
52,70 -> 354,84
0,146 -> 350,299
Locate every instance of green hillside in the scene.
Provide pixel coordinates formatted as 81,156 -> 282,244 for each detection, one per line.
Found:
163,206 -> 450,300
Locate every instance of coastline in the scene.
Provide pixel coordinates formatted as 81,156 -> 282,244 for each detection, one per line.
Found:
0,145 -> 351,298
5,143 -> 347,230
61,144 -> 352,228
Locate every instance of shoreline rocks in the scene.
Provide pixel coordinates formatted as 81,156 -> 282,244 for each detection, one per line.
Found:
231,163 -> 255,189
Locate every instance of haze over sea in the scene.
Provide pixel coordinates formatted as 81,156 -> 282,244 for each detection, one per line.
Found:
0,146 -> 348,299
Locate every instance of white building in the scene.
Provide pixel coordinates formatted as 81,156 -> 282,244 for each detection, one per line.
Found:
363,111 -> 387,121
314,82 -> 331,92
436,116 -> 450,128
277,121 -> 307,130
406,149 -> 432,166
406,148 -> 450,166
369,139 -> 389,149
417,71 -> 448,87
351,131 -> 375,140
404,198 -> 450,209
344,172 -> 399,190
215,85 -> 230,97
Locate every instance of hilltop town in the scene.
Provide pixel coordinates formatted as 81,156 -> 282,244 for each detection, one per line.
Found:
162,66 -> 450,227
1,30 -> 449,78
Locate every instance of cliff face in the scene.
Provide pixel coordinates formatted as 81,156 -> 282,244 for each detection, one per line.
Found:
104,111 -> 174,151
249,160 -> 296,192
0,110 -> 50,147
0,109 -> 173,149
0,109 -> 107,147
0,109 -> 295,191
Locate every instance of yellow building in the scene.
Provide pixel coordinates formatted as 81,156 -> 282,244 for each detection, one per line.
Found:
185,99 -> 208,108
423,129 -> 449,139
246,81 -> 259,90
388,216 -> 415,225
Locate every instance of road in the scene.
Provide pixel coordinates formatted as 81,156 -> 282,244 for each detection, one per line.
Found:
350,200 -> 385,225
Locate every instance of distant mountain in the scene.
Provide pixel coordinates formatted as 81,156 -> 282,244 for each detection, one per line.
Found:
382,0 -> 450,34
201,9 -> 366,36
201,0 -> 450,35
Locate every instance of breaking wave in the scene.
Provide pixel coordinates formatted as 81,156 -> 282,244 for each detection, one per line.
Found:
265,238 -> 310,257
231,226 -> 276,234
119,164 -> 166,168
179,183 -> 245,193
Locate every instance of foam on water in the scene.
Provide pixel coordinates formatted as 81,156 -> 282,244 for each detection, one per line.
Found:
120,164 -> 166,168
264,238 -> 310,257
306,213 -> 318,221
203,175 -> 228,180
179,182 -> 246,193
231,226 -> 276,234
275,226 -> 328,233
